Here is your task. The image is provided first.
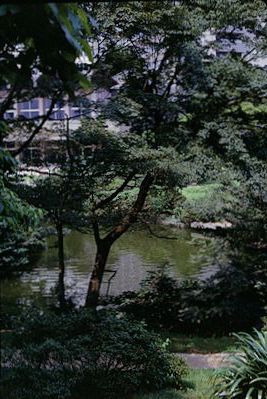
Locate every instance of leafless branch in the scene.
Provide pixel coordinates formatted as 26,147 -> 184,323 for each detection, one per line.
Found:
94,171 -> 136,210
104,172 -> 154,244
13,94 -> 61,156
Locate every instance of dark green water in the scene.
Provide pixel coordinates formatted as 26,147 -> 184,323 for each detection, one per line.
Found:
1,227 -> 224,309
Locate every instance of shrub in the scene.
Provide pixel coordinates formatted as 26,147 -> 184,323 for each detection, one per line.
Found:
0,184 -> 44,275
0,228 -> 45,276
115,255 -> 267,335
215,330 -> 267,399
179,263 -> 267,335
1,308 -> 188,399
113,270 -> 183,330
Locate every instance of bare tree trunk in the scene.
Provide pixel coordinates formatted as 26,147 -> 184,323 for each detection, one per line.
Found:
85,172 -> 154,307
85,240 -> 111,307
56,222 -> 66,308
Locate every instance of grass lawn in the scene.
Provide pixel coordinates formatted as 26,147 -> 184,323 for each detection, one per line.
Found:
181,184 -> 221,201
159,332 -> 237,353
133,368 -> 218,399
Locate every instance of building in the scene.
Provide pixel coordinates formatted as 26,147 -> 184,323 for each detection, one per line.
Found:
2,88 -> 112,164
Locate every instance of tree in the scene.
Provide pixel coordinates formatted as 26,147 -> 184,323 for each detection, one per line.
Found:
78,0 -> 267,306
67,116 -> 181,307
0,3 -> 92,118
0,2 -> 92,181
13,144 -> 92,306
181,1 -> 267,234
0,3 -> 92,274
72,1 -> 210,306
183,45 -> 267,240
10,0 -> 267,307
0,180 -> 43,275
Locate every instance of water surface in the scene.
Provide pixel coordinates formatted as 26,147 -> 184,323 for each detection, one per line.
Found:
1,227 -> 223,310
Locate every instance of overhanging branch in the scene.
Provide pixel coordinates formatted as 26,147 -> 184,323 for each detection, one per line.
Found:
93,171 -> 136,210
13,93 -> 61,156
104,172 -> 154,244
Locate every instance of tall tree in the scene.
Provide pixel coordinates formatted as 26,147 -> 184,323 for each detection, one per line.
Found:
78,1 -> 208,306
81,0 -> 267,306
69,118 -> 180,307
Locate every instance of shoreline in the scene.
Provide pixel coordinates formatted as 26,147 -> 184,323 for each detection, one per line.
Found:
158,216 -> 233,231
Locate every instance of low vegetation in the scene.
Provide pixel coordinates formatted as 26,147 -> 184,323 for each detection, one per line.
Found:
0,184 -> 44,276
134,369 -> 217,399
1,309 -> 189,399
113,256 -> 267,335
215,330 -> 267,399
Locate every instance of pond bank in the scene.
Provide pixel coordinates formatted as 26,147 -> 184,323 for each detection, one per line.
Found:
159,216 -> 232,231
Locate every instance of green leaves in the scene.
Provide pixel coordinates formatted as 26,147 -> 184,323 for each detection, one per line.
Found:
0,3 -> 92,98
47,3 -> 92,61
116,253 -> 267,335
1,309 -> 188,399
0,178 -> 43,274
0,148 -> 17,173
240,101 -> 267,116
215,330 -> 267,399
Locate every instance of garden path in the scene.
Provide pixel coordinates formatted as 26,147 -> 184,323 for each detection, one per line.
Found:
177,352 -> 237,369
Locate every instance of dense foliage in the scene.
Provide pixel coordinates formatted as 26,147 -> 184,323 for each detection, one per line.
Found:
215,330 -> 267,399
0,3 -> 91,105
0,171 -> 44,274
3,0 -> 266,300
1,309 -> 188,399
1,2 -> 267,398
73,0 -> 267,303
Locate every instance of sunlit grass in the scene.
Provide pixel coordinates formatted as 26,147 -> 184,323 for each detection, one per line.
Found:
183,369 -> 217,399
133,368 -> 218,399
181,184 -> 220,201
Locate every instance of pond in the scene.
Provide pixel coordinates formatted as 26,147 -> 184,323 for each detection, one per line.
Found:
1,226 -> 227,311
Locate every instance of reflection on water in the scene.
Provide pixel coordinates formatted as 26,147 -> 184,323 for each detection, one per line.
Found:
1,227 -> 223,309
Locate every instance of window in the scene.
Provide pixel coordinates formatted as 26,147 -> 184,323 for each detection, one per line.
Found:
4,110 -> 15,120
45,99 -> 65,120
70,107 -> 81,119
18,99 -> 39,119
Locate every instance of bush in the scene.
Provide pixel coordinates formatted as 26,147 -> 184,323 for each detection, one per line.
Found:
115,254 -> 267,335
0,228 -> 45,276
1,308 -> 189,399
179,263 -> 267,335
113,270 -> 183,330
0,184 -> 44,275
215,330 -> 267,399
